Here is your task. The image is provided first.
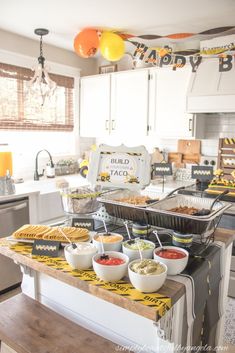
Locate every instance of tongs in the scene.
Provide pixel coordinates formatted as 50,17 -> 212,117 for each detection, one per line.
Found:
145,186 -> 186,207
193,190 -> 229,216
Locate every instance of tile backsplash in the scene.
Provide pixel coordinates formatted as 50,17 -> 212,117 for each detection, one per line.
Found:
200,113 -> 235,139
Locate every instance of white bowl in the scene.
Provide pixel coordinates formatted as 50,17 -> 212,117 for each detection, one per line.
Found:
122,240 -> 155,261
92,251 -> 129,282
64,243 -> 97,270
154,246 -> 189,275
92,232 -> 123,252
128,259 -> 167,293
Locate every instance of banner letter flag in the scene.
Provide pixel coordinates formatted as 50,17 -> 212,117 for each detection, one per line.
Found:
219,55 -> 233,72
173,55 -> 186,70
133,43 -> 149,60
189,56 -> 203,72
159,54 -> 172,67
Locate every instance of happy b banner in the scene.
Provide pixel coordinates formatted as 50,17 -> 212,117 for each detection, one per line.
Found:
129,31 -> 235,72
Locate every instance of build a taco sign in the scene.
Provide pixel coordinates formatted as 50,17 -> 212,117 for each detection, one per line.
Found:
98,152 -> 140,184
132,33 -> 235,72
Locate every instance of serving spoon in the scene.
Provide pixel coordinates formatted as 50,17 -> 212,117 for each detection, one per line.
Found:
58,227 -> 77,249
123,221 -> 135,245
99,236 -> 109,260
136,238 -> 143,261
153,230 -> 166,251
102,219 -> 111,235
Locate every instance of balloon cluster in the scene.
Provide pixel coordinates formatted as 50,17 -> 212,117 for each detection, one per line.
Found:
73,29 -> 125,61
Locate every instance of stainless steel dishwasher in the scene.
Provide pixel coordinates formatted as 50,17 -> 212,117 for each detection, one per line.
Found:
0,197 -> 29,293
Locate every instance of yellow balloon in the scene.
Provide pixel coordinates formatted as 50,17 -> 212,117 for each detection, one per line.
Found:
100,32 -> 125,61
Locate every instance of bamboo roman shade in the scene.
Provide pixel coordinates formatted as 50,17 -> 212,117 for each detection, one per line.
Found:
0,62 -> 74,131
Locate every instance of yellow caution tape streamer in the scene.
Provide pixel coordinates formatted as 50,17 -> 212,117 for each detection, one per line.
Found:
0,240 -> 171,318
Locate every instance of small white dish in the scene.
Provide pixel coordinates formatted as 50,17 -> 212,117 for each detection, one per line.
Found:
64,242 -> 97,270
92,232 -> 123,252
122,239 -> 155,261
128,259 -> 167,293
92,251 -> 129,282
154,246 -> 189,275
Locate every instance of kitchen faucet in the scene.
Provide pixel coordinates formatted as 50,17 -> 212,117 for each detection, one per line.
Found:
34,149 -> 54,181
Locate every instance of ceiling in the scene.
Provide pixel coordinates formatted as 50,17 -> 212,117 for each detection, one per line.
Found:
1,0 -> 235,54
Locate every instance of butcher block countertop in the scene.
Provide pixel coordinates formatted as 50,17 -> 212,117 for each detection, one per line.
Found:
0,228 -> 233,322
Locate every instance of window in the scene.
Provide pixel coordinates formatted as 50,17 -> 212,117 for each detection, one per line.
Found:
0,62 -> 74,131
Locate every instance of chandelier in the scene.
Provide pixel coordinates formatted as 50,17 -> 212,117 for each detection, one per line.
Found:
28,28 -> 57,106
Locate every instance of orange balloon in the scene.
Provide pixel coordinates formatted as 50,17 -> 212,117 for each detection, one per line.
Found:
74,29 -> 99,58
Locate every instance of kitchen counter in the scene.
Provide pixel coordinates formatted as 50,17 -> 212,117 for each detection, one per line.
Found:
0,228 -> 233,352
0,174 -> 89,224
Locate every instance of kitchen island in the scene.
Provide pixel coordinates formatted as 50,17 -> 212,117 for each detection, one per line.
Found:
0,228 -> 233,353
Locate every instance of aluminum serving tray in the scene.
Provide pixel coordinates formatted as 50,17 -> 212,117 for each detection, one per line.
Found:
98,189 -> 167,222
147,194 -> 232,235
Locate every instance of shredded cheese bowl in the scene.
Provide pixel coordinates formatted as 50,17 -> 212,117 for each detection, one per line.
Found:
92,232 -> 123,252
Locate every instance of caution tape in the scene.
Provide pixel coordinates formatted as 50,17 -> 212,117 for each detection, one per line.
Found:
0,240 -> 171,318
224,138 -> 235,145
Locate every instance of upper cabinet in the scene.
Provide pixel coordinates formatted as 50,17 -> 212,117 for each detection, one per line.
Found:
111,70 -> 149,137
80,66 -> 198,139
80,74 -> 110,137
148,67 -> 193,138
187,59 -> 235,112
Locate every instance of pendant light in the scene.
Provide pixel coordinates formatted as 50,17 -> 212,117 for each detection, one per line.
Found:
28,28 -> 57,106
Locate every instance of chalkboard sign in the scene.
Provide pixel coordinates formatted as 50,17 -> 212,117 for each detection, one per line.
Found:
191,166 -> 213,181
32,240 -> 60,257
71,218 -> 94,231
153,163 -> 173,176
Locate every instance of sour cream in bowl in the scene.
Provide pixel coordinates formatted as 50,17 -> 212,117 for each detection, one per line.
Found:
64,242 -> 97,270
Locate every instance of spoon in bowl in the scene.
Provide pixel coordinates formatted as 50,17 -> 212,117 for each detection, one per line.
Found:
153,230 -> 165,251
136,237 -> 143,261
102,219 -> 110,235
58,227 -> 77,249
123,221 -> 135,245
99,234 -> 109,260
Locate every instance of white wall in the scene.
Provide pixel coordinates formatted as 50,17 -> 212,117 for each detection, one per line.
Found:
0,29 -> 98,76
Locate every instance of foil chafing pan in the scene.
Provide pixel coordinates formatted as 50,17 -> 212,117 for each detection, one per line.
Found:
146,194 -> 231,235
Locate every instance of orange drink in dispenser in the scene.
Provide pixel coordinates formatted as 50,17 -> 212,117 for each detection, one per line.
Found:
0,145 -> 13,177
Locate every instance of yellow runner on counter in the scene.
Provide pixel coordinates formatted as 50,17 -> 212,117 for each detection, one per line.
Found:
0,240 -> 171,318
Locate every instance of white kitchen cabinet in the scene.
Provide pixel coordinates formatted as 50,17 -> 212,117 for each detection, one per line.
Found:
80,74 -> 110,137
187,58 -> 235,112
148,67 -> 194,138
110,70 -> 149,137
80,67 -> 202,139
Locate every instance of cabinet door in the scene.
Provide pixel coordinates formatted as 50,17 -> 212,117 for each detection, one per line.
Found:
149,67 -> 193,138
80,75 -> 110,137
111,70 -> 149,137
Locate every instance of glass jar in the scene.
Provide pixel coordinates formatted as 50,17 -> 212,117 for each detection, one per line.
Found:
0,144 -> 13,177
